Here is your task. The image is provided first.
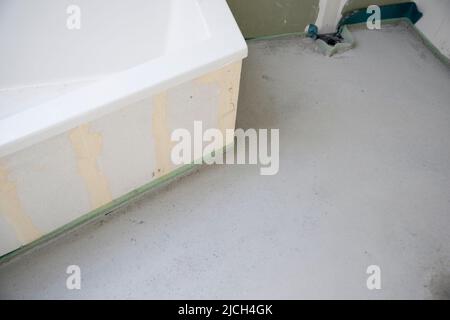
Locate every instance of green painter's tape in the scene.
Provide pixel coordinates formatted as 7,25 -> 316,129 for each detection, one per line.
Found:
338,2 -> 423,28
246,31 -> 306,42
0,144 -> 234,265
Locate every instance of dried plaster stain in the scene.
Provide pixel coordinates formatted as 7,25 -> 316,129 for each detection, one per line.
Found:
0,163 -> 41,244
195,61 -> 242,136
152,92 -> 174,178
69,124 -> 112,209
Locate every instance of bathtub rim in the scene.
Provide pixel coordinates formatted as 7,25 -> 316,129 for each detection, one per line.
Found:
0,0 -> 247,158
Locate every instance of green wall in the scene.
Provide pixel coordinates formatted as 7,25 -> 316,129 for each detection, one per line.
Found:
227,0 -> 410,39
226,0 -> 320,39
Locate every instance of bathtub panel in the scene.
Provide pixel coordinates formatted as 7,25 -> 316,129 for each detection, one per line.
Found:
197,61 -> 243,136
0,218 -> 21,255
0,163 -> 42,245
89,99 -> 158,200
0,61 -> 243,257
1,134 -> 91,238
69,125 -> 113,209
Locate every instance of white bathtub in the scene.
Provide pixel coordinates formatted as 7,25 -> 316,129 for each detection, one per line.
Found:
0,0 -> 247,258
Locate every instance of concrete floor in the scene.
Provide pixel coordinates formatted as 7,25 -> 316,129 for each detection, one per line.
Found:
1,23 -> 450,299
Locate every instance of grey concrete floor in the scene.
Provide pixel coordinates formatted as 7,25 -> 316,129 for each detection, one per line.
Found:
1,23 -> 450,299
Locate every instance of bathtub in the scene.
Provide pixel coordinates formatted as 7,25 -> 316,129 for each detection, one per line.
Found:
0,0 -> 247,258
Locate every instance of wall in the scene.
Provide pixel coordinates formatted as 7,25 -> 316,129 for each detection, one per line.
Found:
226,0 -> 320,38
341,0 -> 450,60
227,0 -> 449,59
314,0 -> 412,33
226,0 -> 410,37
